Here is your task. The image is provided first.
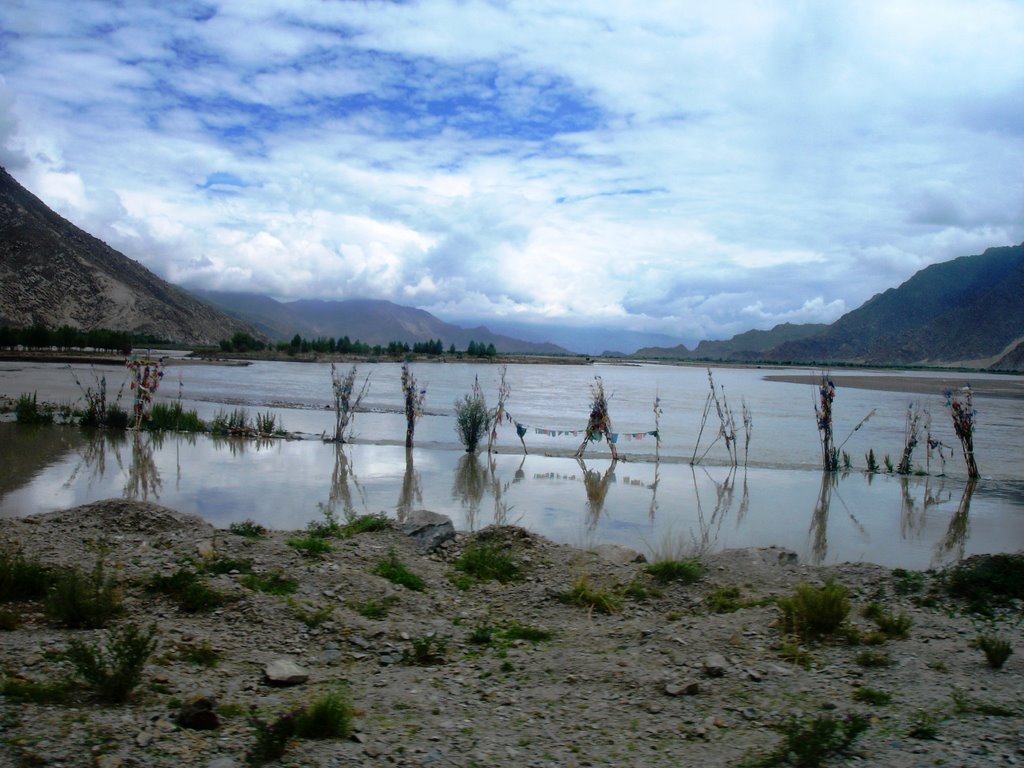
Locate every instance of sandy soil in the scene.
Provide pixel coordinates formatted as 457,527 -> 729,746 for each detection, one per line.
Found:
763,372 -> 1024,400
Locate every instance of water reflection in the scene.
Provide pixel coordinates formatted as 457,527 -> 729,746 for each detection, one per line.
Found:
578,458 -> 617,532
2,422 -> 1020,570
937,480 -> 977,564
124,432 -> 162,501
453,453 -> 488,530
396,448 -> 421,523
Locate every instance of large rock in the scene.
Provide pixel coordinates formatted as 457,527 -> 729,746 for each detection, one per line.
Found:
401,510 -> 455,553
178,692 -> 219,730
263,658 -> 309,686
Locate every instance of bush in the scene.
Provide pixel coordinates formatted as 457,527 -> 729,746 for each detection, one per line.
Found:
777,581 -> 849,639
146,569 -> 225,613
248,691 -> 353,765
65,622 -> 158,703
229,519 -> 268,539
0,678 -> 71,704
748,712 -> 870,767
340,513 -> 390,537
351,596 -> 397,620
455,544 -> 520,584
855,650 -> 892,667
872,609 -> 913,639
241,571 -> 298,595
287,537 -> 333,558
559,575 -> 621,615
853,687 -> 892,706
644,558 -> 704,585
403,634 -> 447,665
976,635 -> 1013,669
454,386 -> 488,453
946,554 -> 1024,613
372,550 -> 424,591
147,402 -> 205,432
45,557 -> 122,629
0,548 -> 50,602
15,392 -> 53,425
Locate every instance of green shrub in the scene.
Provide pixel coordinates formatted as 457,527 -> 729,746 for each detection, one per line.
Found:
454,387 -> 489,452
289,600 -> 334,628
947,554 -> 1024,613
502,621 -> 552,643
707,585 -> 743,613
255,412 -> 278,435
287,537 -> 333,558
778,640 -> 813,669
907,711 -> 938,740
455,544 -> 520,584
372,550 -> 424,591
469,623 -> 495,645
65,622 -> 158,703
853,687 -> 892,706
777,581 -> 849,639
45,557 -> 122,629
177,641 -> 220,667
351,596 -> 397,620
559,575 -> 620,614
403,634 -> 446,665
0,678 -> 71,704
892,568 -> 925,595
147,402 -> 205,432
340,513 -> 390,537
105,403 -> 130,430
951,689 -> 1018,716
975,635 -> 1013,669
247,691 -> 354,765
747,712 -> 870,767
0,607 -> 20,630
241,571 -> 298,595
0,548 -> 50,602
211,408 -> 250,434
855,650 -> 892,668
644,558 -> 704,585
297,690 -> 353,739
306,506 -> 344,539
228,519 -> 268,539
200,557 -> 253,575
873,609 -> 913,639
15,392 -> 53,425
146,569 -> 225,613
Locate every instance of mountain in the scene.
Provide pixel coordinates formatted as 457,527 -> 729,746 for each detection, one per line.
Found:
769,244 -> 1024,367
189,289 -> 571,355
0,167 -> 254,344
634,322 -> 828,361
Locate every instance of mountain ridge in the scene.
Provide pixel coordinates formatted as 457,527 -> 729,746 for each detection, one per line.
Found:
0,167 -> 254,345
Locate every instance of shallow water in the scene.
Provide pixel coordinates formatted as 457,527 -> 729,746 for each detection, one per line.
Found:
1,360 -> 1022,568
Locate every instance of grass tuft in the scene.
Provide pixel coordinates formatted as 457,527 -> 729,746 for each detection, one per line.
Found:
852,686 -> 892,706
45,556 -> 122,629
975,635 -> 1012,669
777,580 -> 849,639
372,550 -> 424,591
455,543 -> 520,584
559,575 -> 621,614
0,548 -> 50,602
65,622 -> 158,703
643,558 -> 704,585
228,519 -> 268,539
146,569 -> 225,613
241,571 -> 298,595
745,712 -> 870,767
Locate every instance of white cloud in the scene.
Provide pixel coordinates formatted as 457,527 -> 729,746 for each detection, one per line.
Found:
0,0 -> 1022,348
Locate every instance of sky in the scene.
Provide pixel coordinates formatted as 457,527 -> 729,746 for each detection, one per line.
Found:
1,1 -> 1023,351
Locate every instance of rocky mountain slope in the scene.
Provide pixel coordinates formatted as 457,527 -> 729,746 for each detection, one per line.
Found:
634,322 -> 828,361
769,244 -> 1024,368
0,167 -> 255,345
190,289 -> 570,355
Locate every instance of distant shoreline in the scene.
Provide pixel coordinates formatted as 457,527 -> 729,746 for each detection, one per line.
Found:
763,372 -> 1024,400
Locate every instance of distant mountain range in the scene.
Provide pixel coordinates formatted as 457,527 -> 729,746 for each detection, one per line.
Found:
770,244 -> 1024,368
189,289 -> 570,355
634,243 -> 1024,371
2,163 -> 1021,369
0,167 -> 251,345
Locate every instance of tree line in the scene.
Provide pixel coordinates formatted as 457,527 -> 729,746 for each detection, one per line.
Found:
220,331 -> 498,358
0,324 -> 139,353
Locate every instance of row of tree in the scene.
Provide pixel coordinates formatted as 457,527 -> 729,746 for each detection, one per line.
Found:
219,332 -> 499,358
0,324 -> 140,354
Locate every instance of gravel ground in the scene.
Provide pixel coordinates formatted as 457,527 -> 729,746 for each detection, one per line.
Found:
1,499 -> 1021,768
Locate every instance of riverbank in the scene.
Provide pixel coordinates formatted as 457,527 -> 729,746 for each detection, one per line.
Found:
763,372 -> 1024,400
1,500 -> 1020,767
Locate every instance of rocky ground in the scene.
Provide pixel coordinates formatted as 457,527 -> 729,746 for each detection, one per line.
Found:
1,499 -> 1021,768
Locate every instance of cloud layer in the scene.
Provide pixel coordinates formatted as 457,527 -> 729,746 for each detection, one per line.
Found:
2,0 -> 1022,347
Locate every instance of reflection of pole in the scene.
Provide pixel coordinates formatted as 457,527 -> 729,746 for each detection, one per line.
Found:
808,471 -> 834,565
579,457 -> 617,532
397,448 -> 421,523
938,479 -> 976,562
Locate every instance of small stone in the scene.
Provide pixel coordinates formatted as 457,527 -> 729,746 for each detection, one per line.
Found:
135,731 -> 153,747
95,756 -> 124,768
179,693 -> 219,730
703,653 -> 728,677
263,658 -> 309,686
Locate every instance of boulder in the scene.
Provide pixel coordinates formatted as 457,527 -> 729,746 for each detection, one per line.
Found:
401,510 -> 455,553
263,658 -> 309,686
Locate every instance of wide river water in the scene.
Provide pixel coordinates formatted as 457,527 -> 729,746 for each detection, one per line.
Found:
2,358 -> 1022,569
